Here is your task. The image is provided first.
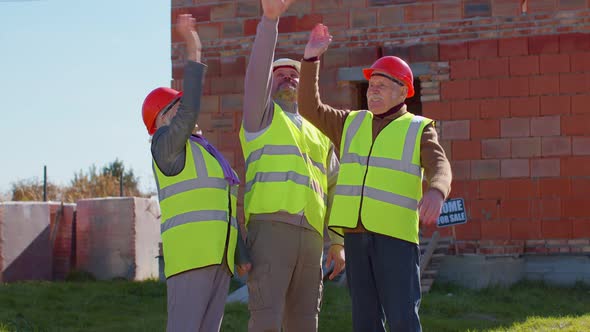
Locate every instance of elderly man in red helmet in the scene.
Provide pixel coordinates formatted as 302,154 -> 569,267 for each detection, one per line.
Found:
239,0 -> 345,331
141,14 -> 250,332
298,24 -> 452,332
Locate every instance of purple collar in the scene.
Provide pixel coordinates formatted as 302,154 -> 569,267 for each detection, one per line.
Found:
189,135 -> 239,186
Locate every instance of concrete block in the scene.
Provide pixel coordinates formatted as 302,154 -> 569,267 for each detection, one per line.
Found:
438,254 -> 590,288
438,255 -> 525,289
75,197 -> 160,281
524,255 -> 590,286
545,273 -> 584,286
0,202 -> 52,282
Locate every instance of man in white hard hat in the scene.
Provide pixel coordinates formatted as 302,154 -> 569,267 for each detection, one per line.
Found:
238,0 -> 345,331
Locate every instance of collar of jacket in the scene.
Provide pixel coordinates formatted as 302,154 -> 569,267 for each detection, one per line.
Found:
374,103 -> 407,121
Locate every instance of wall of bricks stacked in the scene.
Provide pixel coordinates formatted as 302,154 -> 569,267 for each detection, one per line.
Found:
49,203 -> 76,280
169,0 -> 590,254
429,33 -> 590,256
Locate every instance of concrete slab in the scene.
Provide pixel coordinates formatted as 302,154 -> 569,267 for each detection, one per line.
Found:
438,255 -> 525,289
437,254 -> 590,288
76,197 -> 160,280
0,202 -> 52,282
524,255 -> 590,286
134,198 -> 160,280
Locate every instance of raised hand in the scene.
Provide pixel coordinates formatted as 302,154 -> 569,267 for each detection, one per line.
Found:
261,0 -> 295,21
304,24 -> 332,59
176,14 -> 202,62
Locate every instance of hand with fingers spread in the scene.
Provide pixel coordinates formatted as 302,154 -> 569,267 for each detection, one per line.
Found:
418,188 -> 444,226
325,244 -> 345,280
304,23 -> 332,59
262,0 -> 296,21
176,14 -> 202,62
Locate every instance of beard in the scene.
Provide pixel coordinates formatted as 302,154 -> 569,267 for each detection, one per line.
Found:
273,83 -> 297,102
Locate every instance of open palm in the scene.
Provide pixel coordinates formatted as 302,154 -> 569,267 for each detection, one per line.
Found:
262,0 -> 295,20
176,14 -> 198,42
175,14 -> 202,62
304,24 -> 332,59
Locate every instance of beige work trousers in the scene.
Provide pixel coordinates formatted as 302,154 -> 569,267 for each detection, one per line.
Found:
246,220 -> 324,332
166,265 -> 230,332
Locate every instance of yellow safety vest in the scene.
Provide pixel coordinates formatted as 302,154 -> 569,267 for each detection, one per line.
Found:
328,111 -> 432,244
153,140 -> 238,278
239,103 -> 332,235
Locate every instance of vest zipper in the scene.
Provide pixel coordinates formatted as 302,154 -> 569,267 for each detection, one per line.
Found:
357,140 -> 375,227
357,117 -> 387,227
222,187 -> 233,276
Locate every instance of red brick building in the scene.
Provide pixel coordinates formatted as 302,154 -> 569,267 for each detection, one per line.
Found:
170,0 -> 590,257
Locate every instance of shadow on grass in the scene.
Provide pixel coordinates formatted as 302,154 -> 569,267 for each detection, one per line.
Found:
221,281 -> 353,332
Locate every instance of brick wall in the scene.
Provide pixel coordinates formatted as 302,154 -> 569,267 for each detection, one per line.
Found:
425,34 -> 590,255
170,0 -> 590,254
49,203 -> 76,280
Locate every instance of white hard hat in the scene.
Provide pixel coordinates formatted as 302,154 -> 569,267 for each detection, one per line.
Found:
272,58 -> 301,72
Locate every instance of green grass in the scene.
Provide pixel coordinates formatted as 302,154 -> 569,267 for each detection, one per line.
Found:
0,280 -> 589,331
0,280 -> 166,332
421,281 -> 590,332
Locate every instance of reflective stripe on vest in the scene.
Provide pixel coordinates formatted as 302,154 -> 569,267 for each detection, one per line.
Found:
328,110 -> 432,244
334,185 -> 418,211
159,178 -> 228,201
154,140 -> 238,278
340,111 -> 424,177
245,145 -> 326,174
161,210 -> 239,233
243,171 -> 328,204
239,103 -> 331,235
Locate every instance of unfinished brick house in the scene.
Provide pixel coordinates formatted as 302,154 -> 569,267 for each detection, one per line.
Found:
170,1 -> 590,285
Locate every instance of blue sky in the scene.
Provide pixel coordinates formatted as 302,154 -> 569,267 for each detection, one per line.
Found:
0,0 -> 171,195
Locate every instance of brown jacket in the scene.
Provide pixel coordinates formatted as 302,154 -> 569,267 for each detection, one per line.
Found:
298,59 -> 453,232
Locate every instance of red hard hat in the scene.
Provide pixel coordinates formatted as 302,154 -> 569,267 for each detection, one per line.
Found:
363,56 -> 415,98
141,87 -> 182,135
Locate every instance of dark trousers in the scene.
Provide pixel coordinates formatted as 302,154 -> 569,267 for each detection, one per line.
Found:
345,232 -> 422,332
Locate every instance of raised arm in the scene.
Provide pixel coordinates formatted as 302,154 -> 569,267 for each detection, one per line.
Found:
299,24 -> 350,147
242,0 -> 294,133
151,14 -> 205,176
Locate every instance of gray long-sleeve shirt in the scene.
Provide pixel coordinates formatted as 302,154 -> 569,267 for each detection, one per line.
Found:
241,16 -> 343,245
151,61 -> 250,265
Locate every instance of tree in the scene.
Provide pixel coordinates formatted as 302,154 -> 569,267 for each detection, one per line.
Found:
62,162 -> 143,202
10,178 -> 61,201
10,160 -> 145,202
101,159 -> 140,193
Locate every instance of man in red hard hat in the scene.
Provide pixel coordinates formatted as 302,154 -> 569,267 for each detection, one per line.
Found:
298,24 -> 452,332
142,14 -> 250,332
